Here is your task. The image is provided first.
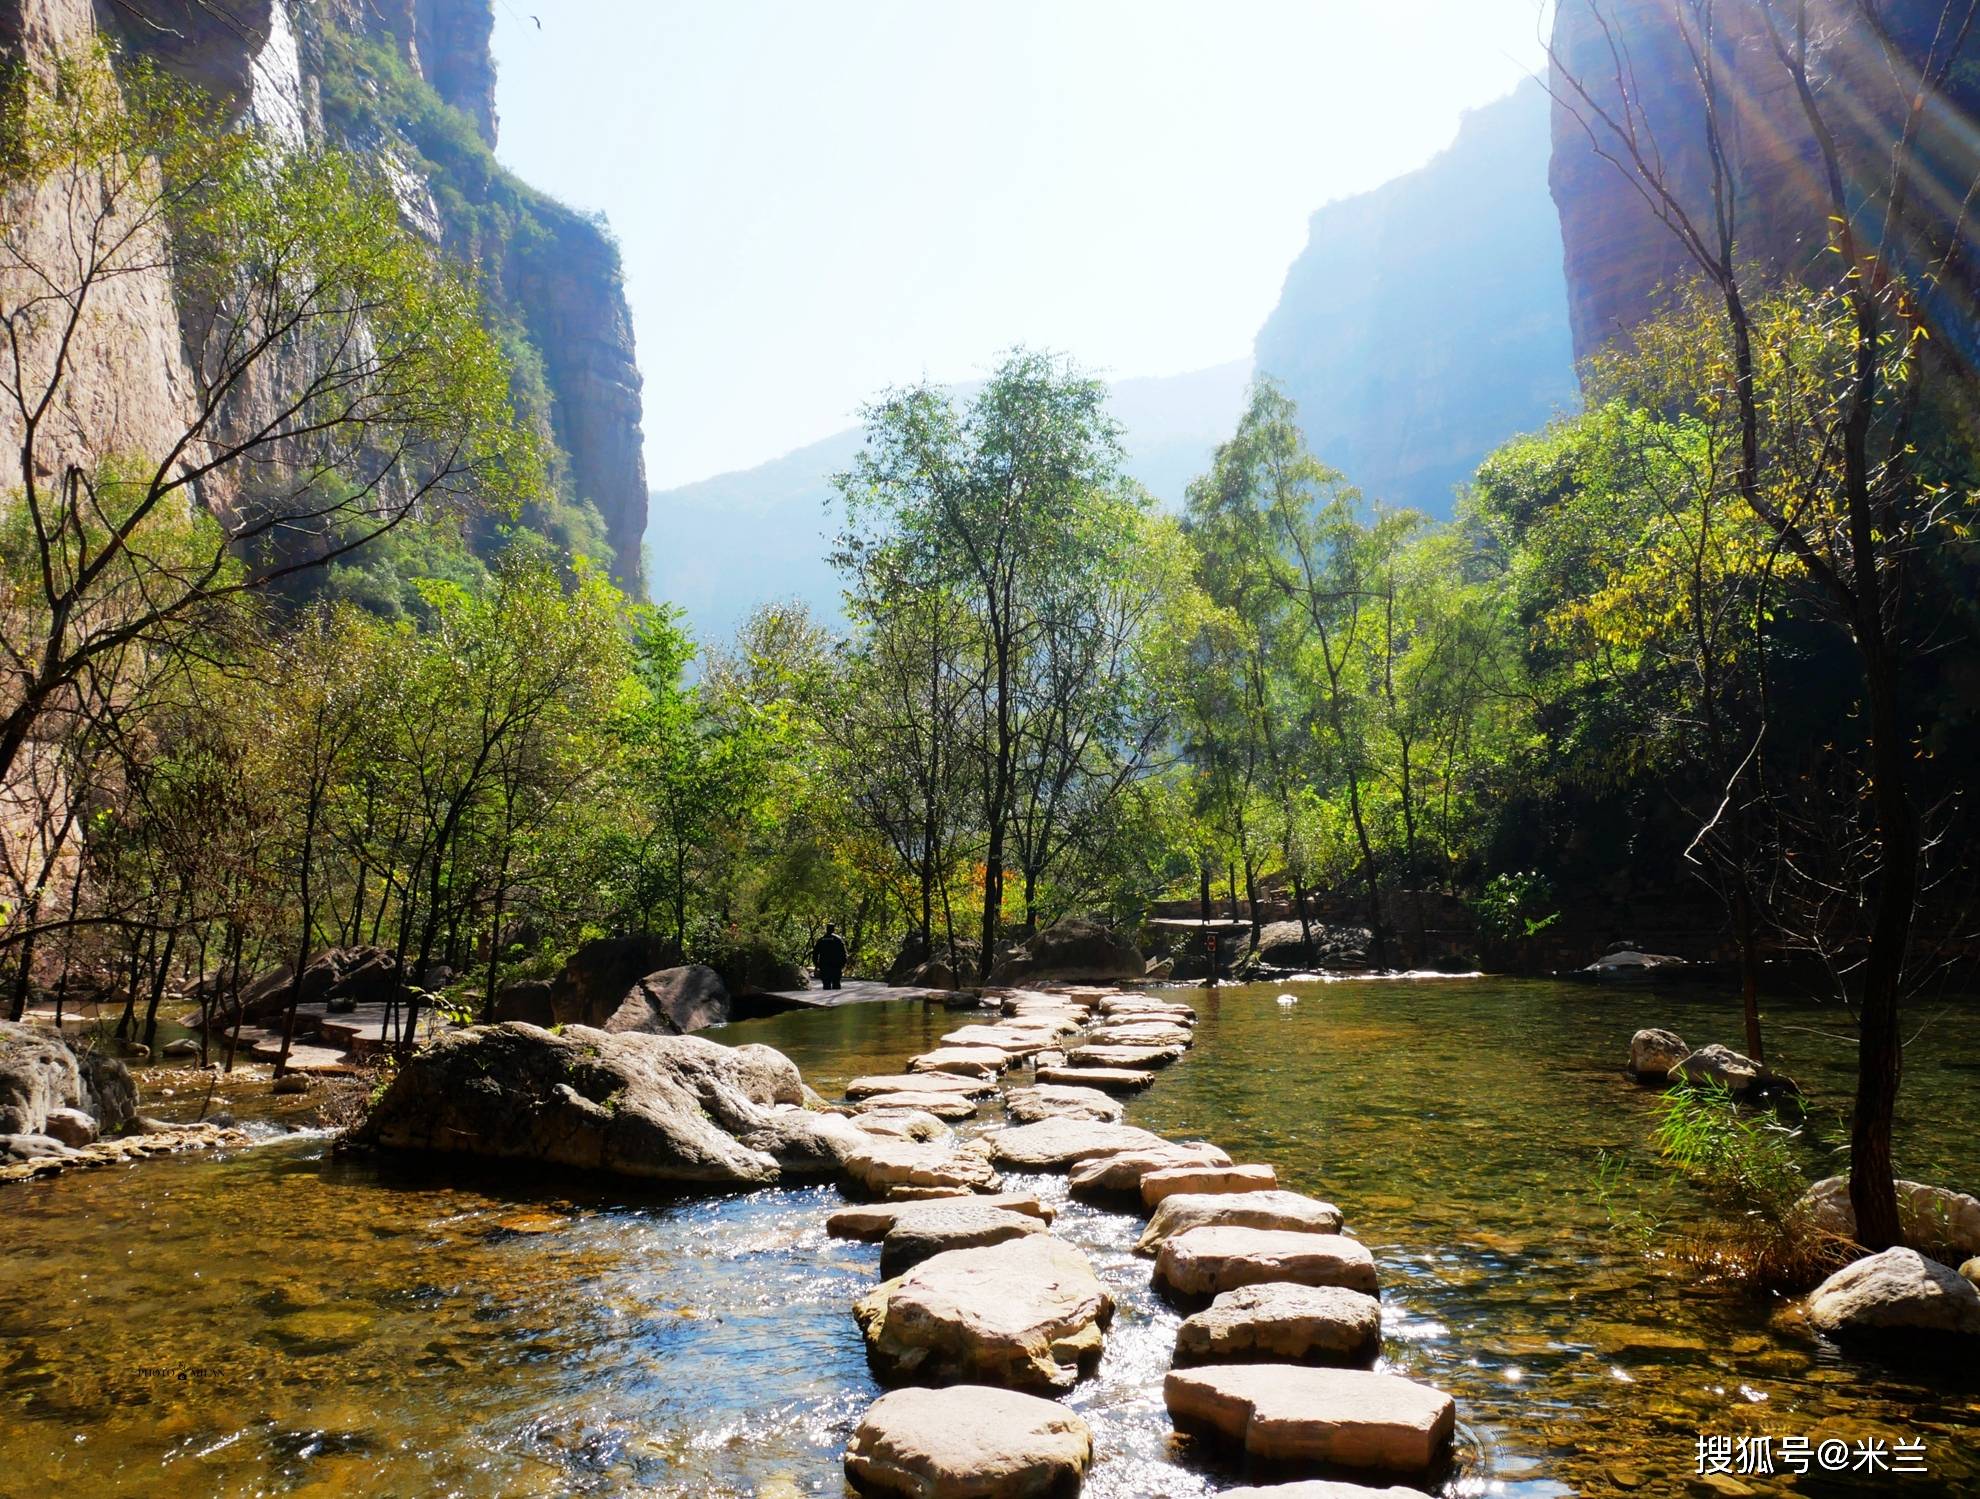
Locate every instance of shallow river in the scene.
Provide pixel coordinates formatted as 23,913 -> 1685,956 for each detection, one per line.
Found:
1,978 -> 1975,1497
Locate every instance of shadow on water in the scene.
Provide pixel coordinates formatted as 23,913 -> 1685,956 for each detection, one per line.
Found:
0,977 -> 1974,1496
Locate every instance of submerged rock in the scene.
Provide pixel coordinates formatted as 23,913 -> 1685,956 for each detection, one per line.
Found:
1805,1246 -> 1980,1345
1155,1226 -> 1379,1302
1137,1191 -> 1345,1255
354,1023 -> 827,1184
1796,1176 -> 1980,1262
853,1235 -> 1113,1392
1164,1363 -> 1454,1479
1174,1283 -> 1382,1368
1626,1027 -> 1689,1081
844,1384 -> 1094,1498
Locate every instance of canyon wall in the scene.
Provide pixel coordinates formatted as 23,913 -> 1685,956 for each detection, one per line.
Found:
0,0 -> 649,591
1252,78 -> 1578,516
1548,0 -> 1980,365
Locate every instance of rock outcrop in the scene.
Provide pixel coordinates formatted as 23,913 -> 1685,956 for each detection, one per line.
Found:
354,1023 -> 843,1184
989,918 -> 1144,984
601,964 -> 731,1036
0,1022 -> 137,1140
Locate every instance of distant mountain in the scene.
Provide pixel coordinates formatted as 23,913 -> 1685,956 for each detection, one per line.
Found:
1253,77 -> 1578,515
645,361 -> 1251,646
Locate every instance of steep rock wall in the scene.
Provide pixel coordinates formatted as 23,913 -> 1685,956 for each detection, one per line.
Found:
1548,0 -> 1980,365
1,0 -> 648,592
1252,79 -> 1578,515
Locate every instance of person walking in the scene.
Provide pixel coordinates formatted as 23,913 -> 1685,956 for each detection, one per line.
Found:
812,923 -> 848,991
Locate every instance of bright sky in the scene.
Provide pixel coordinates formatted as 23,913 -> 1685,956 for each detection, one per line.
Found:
491,1 -> 1552,491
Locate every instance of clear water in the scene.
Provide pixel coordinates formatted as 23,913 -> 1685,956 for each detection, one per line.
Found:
0,978 -> 1975,1497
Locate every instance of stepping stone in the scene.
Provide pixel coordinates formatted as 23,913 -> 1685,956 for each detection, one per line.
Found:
983,1119 -> 1167,1171
1174,1283 -> 1382,1368
1035,1065 -> 1152,1094
829,1194 -> 1055,1240
879,1200 -> 1048,1276
844,1384 -> 1094,1498
841,1140 -> 1003,1200
1066,1043 -> 1184,1069
858,1092 -> 983,1121
1003,1084 -> 1122,1125
848,1073 -> 995,1100
1164,1364 -> 1454,1480
854,1235 -> 1114,1392
1137,1191 -> 1345,1255
1142,1163 -> 1278,1206
1098,996 -> 1195,1021
939,1026 -> 1065,1057
852,1110 -> 953,1143
1155,1226 -> 1379,1302
909,1046 -> 1010,1078
1066,1143 -> 1232,1202
1084,1020 -> 1193,1049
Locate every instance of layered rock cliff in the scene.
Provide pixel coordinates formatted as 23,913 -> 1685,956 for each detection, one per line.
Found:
1548,0 -> 1980,365
0,0 -> 649,591
1252,78 -> 1578,515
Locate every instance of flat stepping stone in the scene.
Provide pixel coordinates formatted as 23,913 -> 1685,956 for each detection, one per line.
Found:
1098,996 -> 1195,1020
842,1140 -> 1003,1200
1138,1190 -> 1345,1255
939,1026 -> 1063,1057
845,1384 -> 1094,1498
1142,1163 -> 1278,1206
1174,1283 -> 1382,1368
909,1047 -> 1010,1078
1034,1065 -> 1151,1094
1066,1043 -> 1184,1069
1003,1084 -> 1122,1124
829,1194 -> 1055,1240
858,1092 -> 983,1121
1156,1226 -> 1378,1302
852,1110 -> 953,1143
848,1073 -> 995,1099
1066,1143 -> 1232,1202
1084,1020 -> 1193,1048
1164,1364 -> 1454,1480
854,1235 -> 1113,1392
879,1201 -> 1048,1276
983,1119 -> 1167,1170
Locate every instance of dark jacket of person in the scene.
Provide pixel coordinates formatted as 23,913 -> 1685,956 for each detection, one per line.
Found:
813,932 -> 847,972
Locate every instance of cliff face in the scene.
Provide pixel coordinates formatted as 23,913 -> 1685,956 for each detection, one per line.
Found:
1252,79 -> 1578,515
0,0 -> 649,592
1548,0 -> 1980,365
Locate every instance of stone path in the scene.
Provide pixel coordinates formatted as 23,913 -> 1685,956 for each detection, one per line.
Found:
829,982 -> 1463,1498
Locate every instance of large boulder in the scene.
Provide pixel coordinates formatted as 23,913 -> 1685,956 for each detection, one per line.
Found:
1796,1176 -> 1980,1262
1254,921 -> 1374,969
853,1235 -> 1114,1391
1155,1226 -> 1379,1303
548,934 -> 679,1027
1174,1283 -> 1383,1368
0,1022 -> 136,1138
489,979 -> 555,1026
1669,1042 -> 1767,1094
983,1119 -> 1168,1171
1805,1247 -> 1980,1346
600,964 -> 731,1035
1164,1364 -> 1455,1480
355,1023 -> 825,1184
844,1385 -> 1093,1499
740,1106 -> 867,1176
990,918 -> 1143,984
1626,1027 -> 1689,1081
1138,1191 -> 1345,1256
709,938 -> 807,997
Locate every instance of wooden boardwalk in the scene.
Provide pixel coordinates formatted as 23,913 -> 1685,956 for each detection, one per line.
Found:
750,979 -> 953,1012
